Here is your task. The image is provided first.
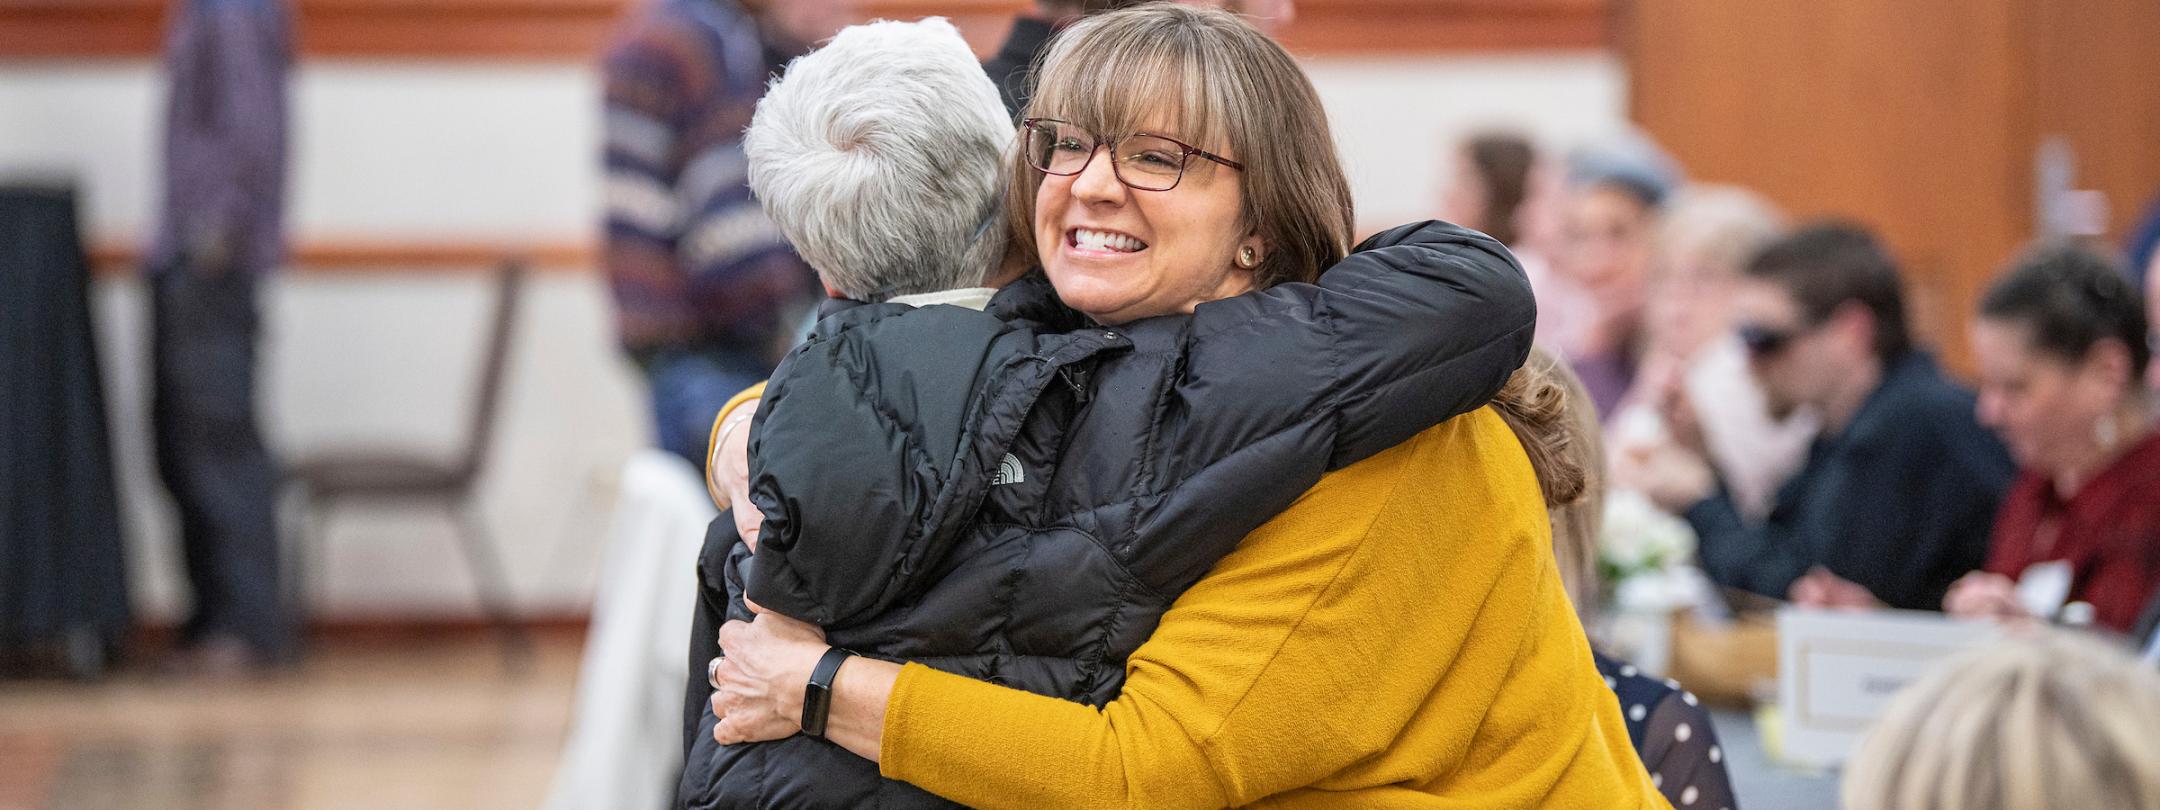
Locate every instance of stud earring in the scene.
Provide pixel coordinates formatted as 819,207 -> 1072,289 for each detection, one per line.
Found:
1237,245 -> 1260,269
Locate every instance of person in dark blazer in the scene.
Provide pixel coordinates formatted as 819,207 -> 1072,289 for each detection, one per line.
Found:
1634,223 -> 2017,611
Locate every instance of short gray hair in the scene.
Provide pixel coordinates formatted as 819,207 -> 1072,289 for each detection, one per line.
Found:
745,18 -> 1011,302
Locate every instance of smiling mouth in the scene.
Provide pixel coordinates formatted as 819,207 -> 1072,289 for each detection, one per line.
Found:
1069,228 -> 1149,254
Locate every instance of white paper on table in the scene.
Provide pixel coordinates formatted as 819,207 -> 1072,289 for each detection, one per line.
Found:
1776,608 -> 2001,768
2015,559 -> 2073,619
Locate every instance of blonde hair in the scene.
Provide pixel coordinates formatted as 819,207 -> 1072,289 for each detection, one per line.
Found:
1007,4 -> 1355,289
1654,184 -> 1785,283
1491,348 -> 1602,612
1842,629 -> 2160,810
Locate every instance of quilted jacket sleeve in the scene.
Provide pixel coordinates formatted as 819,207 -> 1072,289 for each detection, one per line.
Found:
1190,220 -> 1535,470
742,305 -> 1041,628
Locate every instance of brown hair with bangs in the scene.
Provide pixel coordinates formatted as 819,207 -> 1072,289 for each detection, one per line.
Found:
1007,4 -> 1355,289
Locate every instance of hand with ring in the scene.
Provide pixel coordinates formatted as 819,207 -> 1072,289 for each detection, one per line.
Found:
708,603 -> 831,745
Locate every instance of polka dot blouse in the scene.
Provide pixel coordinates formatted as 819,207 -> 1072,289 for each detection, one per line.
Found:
1596,651 -> 1737,809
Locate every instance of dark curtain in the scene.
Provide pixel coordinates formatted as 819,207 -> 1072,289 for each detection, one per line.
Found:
0,183 -> 131,676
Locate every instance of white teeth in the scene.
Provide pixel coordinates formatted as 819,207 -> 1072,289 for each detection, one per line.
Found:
1074,228 -> 1145,253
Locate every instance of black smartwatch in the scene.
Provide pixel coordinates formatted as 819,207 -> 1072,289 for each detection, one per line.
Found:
801,647 -> 856,738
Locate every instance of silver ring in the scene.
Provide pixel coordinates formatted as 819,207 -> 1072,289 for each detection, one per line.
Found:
707,656 -> 723,690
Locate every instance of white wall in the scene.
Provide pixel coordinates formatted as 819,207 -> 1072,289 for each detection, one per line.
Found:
0,60 -> 598,245
4,61 -> 634,620
1306,53 -> 1629,229
94,272 -> 648,619
0,52 -> 1626,619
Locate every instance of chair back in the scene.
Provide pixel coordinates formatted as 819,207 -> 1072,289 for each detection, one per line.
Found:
454,259 -> 527,482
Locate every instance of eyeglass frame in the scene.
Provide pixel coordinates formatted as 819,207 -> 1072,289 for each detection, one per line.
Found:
1020,117 -> 1245,192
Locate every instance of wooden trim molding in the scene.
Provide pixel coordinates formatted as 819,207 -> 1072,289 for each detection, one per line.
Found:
0,0 -> 1608,60
90,239 -> 597,275
0,0 -> 628,60
1275,0 -> 1610,55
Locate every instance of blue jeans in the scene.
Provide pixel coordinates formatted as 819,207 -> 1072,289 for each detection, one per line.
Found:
646,349 -> 771,470
151,267 -> 291,657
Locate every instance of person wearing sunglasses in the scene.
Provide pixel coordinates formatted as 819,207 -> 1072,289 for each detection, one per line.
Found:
692,7 -> 1663,809
1636,223 -> 2015,612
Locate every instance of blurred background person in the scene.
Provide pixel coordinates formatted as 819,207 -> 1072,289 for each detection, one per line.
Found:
1842,628 -> 2160,810
2149,247 -> 2160,391
1642,223 -> 2015,611
1503,348 -> 1738,810
1610,185 -> 1814,522
1551,134 -> 1682,418
148,0 -> 295,675
2137,197 -> 2160,389
986,0 -> 1295,117
601,0 -> 853,467
1437,130 -> 1581,362
1437,130 -> 1537,250
2151,251 -> 2160,390
1942,242 -> 2158,633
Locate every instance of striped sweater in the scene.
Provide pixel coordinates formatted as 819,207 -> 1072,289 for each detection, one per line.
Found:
602,0 -> 820,361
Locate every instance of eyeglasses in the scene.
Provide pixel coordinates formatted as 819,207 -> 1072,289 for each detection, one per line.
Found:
1736,322 -> 1804,356
1022,117 -> 1243,192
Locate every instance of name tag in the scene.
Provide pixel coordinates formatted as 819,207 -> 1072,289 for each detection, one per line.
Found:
2015,559 -> 2073,619
1776,608 -> 2000,767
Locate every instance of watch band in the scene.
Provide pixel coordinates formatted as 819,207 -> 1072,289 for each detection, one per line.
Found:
801,647 -> 855,738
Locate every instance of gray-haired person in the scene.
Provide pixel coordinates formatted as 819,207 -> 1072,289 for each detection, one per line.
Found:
679,15 -> 1538,807
745,17 -> 1015,311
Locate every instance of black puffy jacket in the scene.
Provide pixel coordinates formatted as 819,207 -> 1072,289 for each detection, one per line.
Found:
679,221 -> 1535,809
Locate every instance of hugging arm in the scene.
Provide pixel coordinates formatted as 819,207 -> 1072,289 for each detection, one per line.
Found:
1191,220 -> 1536,468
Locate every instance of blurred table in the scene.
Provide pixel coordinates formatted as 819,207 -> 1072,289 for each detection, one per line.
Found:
1711,707 -> 1842,810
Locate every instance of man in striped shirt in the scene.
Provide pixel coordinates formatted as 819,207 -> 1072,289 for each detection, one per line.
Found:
602,0 -> 852,466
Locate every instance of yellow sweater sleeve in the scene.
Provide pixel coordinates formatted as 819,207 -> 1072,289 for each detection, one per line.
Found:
703,381 -> 768,508
879,409 -> 1665,809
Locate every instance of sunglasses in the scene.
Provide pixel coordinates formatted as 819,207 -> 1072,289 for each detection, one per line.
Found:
1736,322 -> 1803,356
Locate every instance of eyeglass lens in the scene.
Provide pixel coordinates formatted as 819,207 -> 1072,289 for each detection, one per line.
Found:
1026,121 -> 1190,192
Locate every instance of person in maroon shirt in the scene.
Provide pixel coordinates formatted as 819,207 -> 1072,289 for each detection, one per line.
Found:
1946,242 -> 2160,634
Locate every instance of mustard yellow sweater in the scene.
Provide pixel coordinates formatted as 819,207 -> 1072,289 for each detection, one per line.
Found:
878,409 -> 1669,809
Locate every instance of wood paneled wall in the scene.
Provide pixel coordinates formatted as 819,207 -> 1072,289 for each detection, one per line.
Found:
2029,0 -> 2160,244
1625,0 -> 2160,375
0,0 -> 1612,61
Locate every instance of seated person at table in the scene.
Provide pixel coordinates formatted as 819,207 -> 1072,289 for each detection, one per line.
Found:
1633,223 -> 2017,610
1942,242 -> 2160,633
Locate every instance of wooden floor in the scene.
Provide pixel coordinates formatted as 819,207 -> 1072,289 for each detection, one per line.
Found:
0,632 -> 583,810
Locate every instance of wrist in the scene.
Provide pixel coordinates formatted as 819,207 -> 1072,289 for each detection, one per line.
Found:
800,647 -> 856,737
714,406 -> 757,454
779,642 -> 825,725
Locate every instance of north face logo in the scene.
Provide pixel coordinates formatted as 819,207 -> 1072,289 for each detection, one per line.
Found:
991,453 -> 1026,486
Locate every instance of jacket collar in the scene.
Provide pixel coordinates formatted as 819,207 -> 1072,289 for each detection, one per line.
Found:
889,287 -> 997,310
